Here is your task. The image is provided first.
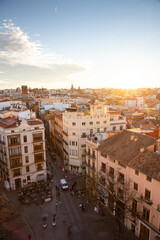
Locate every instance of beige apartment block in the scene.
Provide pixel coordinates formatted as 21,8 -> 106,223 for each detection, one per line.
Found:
0,117 -> 46,190
86,132 -> 107,201
97,130 -> 160,240
63,104 -> 126,174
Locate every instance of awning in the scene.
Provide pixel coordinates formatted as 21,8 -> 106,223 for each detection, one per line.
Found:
37,174 -> 46,182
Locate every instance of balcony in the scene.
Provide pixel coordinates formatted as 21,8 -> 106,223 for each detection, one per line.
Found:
81,133 -> 87,138
10,153 -> 22,158
10,162 -> 22,169
92,154 -> 96,159
140,195 -> 153,205
13,169 -> 21,177
81,144 -> 86,148
81,153 -> 86,157
86,151 -> 91,156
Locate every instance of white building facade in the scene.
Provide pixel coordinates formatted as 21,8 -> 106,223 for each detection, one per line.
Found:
0,118 -> 46,189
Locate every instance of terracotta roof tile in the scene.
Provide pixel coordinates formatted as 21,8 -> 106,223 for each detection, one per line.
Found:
129,150 -> 160,181
97,130 -> 156,165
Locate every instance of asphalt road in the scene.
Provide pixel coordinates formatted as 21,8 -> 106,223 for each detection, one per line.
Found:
21,151 -> 92,240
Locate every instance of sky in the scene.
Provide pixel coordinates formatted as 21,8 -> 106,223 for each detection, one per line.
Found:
0,0 -> 160,90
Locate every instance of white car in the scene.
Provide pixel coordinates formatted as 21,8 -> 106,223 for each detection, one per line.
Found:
60,179 -> 68,190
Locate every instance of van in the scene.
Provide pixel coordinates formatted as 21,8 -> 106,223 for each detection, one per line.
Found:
60,179 -> 68,190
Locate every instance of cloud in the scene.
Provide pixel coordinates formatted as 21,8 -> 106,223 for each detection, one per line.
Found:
0,19 -> 85,88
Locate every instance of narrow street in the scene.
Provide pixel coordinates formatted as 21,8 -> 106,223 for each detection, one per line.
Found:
19,149 -> 138,240
21,150 -> 92,240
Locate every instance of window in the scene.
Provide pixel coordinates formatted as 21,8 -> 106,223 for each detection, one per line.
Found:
96,121 -> 100,124
109,181 -> 114,192
25,156 -> 29,163
101,162 -> 106,173
145,189 -> 151,201
132,199 -> 137,213
100,177 -> 105,186
118,172 -> 124,185
26,166 -> 30,172
131,222 -> 135,233
133,182 -> 138,191
120,126 -> 123,130
82,122 -> 86,126
8,135 -> 20,145
143,207 -> 150,222
24,146 -> 28,153
89,122 -> 93,125
71,150 -> 78,156
135,170 -> 139,176
118,188 -> 124,200
146,176 -> 152,182
97,128 -> 100,132
33,133 -> 43,142
103,120 -> 107,123
27,175 -> 30,182
35,153 -> 44,162
109,167 -> 114,178
72,122 -> 76,126
110,118 -> 113,121
23,136 -> 27,142
113,126 -> 116,131
104,127 -> 106,132
90,129 -> 93,135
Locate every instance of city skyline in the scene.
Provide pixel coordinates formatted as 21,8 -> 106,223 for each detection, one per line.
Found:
0,0 -> 160,89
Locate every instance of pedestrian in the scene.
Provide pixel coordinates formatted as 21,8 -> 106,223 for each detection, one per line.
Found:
59,200 -> 62,207
67,225 -> 71,239
56,201 -> 58,209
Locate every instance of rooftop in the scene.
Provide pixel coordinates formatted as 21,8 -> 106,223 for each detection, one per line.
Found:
129,149 -> 160,182
97,130 -> 156,165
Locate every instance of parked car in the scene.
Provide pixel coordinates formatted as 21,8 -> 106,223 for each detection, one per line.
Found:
60,179 -> 68,190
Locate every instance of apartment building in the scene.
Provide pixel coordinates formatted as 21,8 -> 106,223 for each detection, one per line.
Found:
0,117 -> 46,190
63,104 -> 126,174
86,132 -> 107,200
97,130 -> 160,240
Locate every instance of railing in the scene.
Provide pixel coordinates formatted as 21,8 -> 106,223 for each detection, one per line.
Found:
10,163 -> 22,169
35,158 -> 44,163
13,170 -> 21,177
81,153 -> 86,157
81,144 -> 86,148
10,153 -> 22,158
81,133 -> 87,138
140,195 -> 153,205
